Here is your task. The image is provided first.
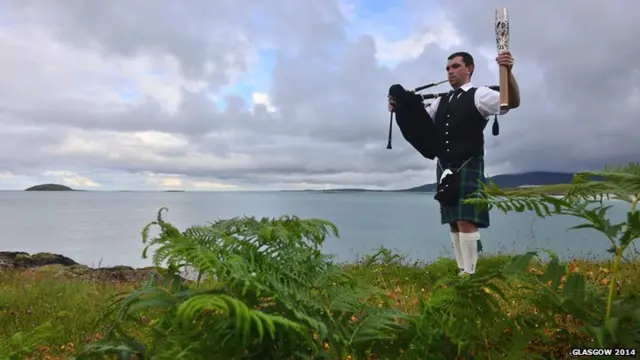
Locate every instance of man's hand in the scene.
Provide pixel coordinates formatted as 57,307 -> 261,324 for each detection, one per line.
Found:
496,51 -> 514,71
388,101 -> 395,112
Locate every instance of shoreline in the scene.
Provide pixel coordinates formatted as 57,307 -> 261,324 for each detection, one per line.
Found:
0,251 -> 178,283
1,249 -> 625,280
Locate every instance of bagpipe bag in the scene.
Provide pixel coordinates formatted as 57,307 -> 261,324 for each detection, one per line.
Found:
388,84 -> 437,160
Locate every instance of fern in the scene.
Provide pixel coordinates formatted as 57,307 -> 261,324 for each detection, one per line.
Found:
0,321 -> 58,360
76,208 -> 411,360
73,162 -> 640,358
465,162 -> 640,349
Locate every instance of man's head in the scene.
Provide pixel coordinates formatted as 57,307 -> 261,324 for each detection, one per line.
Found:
446,52 -> 475,88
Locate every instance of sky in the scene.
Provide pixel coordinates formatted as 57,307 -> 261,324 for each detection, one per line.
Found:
0,0 -> 638,191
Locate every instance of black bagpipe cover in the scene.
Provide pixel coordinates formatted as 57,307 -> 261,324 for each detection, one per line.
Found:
388,84 -> 437,160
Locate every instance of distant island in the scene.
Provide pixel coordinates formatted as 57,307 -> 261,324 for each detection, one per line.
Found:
290,171 -> 595,195
25,183 -> 74,191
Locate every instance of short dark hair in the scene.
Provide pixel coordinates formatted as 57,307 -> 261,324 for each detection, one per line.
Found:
447,52 -> 475,77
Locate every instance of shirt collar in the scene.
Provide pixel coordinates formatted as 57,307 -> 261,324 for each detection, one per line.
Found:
449,82 -> 472,98
457,82 -> 473,92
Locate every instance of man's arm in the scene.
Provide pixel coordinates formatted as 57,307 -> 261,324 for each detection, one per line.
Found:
506,70 -> 520,108
475,71 -> 521,118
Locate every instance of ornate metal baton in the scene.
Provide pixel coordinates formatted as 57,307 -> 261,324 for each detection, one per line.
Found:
495,8 -> 510,110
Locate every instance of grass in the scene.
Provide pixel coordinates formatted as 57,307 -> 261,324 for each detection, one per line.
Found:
1,251 -> 639,359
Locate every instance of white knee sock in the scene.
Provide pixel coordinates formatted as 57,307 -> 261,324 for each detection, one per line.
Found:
450,232 -> 464,271
460,232 -> 480,274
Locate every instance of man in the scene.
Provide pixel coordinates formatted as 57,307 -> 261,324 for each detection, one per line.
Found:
390,51 -> 520,275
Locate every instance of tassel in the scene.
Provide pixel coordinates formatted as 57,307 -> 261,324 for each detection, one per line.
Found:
492,115 -> 499,136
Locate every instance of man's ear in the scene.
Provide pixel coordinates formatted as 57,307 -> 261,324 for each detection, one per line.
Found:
467,65 -> 474,75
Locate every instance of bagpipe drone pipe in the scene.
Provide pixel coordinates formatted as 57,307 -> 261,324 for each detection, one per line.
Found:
386,82 -> 500,158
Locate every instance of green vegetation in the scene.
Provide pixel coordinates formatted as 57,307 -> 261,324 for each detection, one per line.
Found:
501,183 -> 573,196
24,184 -> 74,191
1,163 -> 639,359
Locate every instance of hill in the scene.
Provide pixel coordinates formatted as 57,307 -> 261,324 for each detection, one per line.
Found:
291,171 -> 585,194
401,171 -> 577,192
25,183 -> 74,191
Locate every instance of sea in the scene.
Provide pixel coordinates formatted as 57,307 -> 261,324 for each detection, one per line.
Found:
0,191 -> 632,268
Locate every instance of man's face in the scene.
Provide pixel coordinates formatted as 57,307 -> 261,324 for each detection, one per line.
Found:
446,56 -> 472,88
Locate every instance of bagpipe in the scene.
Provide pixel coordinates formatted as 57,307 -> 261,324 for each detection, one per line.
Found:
386,81 -> 501,159
386,7 -> 512,158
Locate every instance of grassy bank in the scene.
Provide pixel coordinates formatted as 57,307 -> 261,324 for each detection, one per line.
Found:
1,251 -> 639,359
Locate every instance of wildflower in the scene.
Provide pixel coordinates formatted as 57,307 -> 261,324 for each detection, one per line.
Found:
324,341 -> 330,350
568,262 -> 579,273
600,278 -> 610,285
350,315 -> 358,322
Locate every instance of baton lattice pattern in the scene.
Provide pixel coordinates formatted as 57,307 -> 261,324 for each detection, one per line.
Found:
495,21 -> 509,53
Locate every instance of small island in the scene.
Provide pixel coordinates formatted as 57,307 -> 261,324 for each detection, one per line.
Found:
25,183 -> 74,191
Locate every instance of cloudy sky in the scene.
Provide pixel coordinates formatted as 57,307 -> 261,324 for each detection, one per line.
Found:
0,0 -> 637,191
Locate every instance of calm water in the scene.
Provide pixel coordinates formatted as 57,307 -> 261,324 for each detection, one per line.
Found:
0,191 -> 630,268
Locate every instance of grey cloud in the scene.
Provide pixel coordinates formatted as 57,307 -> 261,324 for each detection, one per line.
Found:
430,0 -> 640,172
7,0 -> 258,84
1,0 -> 638,189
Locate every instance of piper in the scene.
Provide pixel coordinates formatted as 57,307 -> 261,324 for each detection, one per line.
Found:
388,50 -> 520,275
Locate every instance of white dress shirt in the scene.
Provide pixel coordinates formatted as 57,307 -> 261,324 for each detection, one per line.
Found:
425,82 -> 509,121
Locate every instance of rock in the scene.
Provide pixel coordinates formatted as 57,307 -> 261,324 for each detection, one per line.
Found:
0,251 -> 188,284
0,251 -> 78,269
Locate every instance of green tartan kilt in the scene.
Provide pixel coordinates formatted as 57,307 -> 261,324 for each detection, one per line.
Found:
436,156 -> 490,229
